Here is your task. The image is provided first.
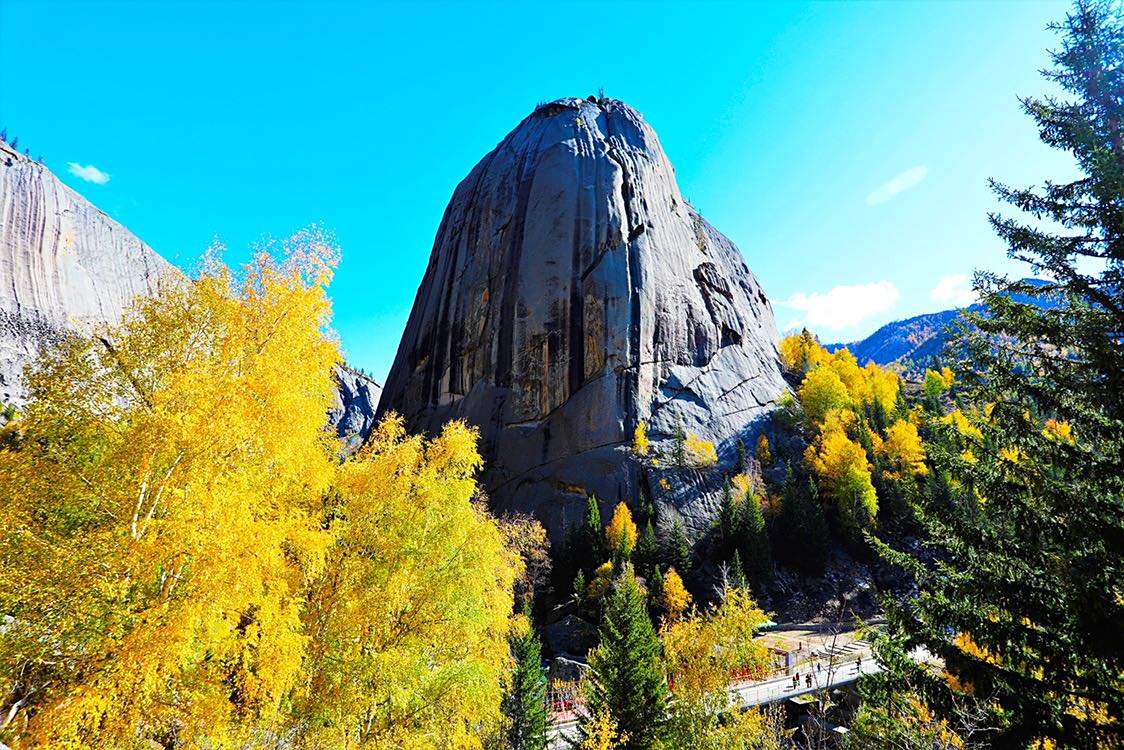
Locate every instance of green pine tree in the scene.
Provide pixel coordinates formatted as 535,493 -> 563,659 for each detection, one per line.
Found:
777,472 -> 828,575
648,568 -> 665,621
663,519 -> 692,575
580,567 -> 669,749
634,520 -> 658,580
672,422 -> 687,467
736,490 -> 773,590
580,495 -> 604,573
734,438 -> 748,475
717,478 -> 738,559
572,569 -> 586,603
636,479 -> 655,525
728,549 -> 748,591
868,4 -> 1124,746
502,621 -> 548,750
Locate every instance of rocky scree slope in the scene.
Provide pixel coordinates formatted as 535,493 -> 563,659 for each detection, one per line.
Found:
379,97 -> 788,537
0,141 -> 379,443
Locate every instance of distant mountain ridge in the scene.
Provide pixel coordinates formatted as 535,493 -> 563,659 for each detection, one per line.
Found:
825,307 -> 973,370
826,279 -> 1052,370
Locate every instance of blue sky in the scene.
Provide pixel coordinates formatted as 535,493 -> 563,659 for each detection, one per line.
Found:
1,0 -> 1074,379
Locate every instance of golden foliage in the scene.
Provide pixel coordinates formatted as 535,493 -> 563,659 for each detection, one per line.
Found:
661,567 -> 692,621
0,237 -> 341,748
0,235 -> 519,750
588,561 -> 615,600
662,591 -> 784,749
632,421 -> 650,456
1042,418 -> 1075,444
499,513 -> 551,609
685,433 -> 719,468
755,434 -> 772,467
295,415 -> 516,747
579,710 -> 628,750
662,588 -> 770,699
804,412 -> 878,534
952,632 -> 1002,667
798,365 -> 851,424
999,446 -> 1024,464
605,503 -> 638,559
878,420 -> 929,478
942,408 -> 983,441
778,330 -> 828,373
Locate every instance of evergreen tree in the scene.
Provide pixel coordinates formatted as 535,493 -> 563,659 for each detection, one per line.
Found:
717,478 -> 738,559
672,422 -> 687,467
648,568 -> 665,621
870,4 -> 1124,746
736,490 -> 772,590
734,438 -> 748,475
663,519 -> 692,574
776,471 -> 828,575
502,621 -> 548,750
636,479 -> 655,524
580,567 -> 669,749
634,520 -> 658,580
580,495 -> 604,573
728,549 -> 748,591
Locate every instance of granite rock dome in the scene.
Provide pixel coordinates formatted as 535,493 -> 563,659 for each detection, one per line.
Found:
379,97 -> 788,535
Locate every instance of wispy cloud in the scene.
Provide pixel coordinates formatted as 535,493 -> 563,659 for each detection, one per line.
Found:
781,281 -> 900,332
866,165 -> 928,206
67,162 -> 110,184
930,274 -> 976,307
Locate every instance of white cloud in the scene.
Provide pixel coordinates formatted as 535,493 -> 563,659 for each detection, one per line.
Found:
67,162 -> 110,184
781,281 -> 900,332
930,274 -> 976,307
866,165 -> 928,206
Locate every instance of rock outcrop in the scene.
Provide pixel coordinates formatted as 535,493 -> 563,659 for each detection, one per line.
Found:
379,97 -> 788,537
0,141 -> 380,442
331,365 -> 382,452
0,142 -> 175,405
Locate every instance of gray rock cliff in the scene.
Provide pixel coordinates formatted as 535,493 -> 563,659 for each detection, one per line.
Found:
0,141 -> 380,441
0,142 -> 175,405
378,97 -> 788,537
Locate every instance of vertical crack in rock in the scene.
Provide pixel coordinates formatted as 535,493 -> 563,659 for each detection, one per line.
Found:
378,98 -> 789,537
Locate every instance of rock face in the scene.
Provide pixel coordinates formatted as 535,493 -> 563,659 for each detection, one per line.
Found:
0,142 -> 380,442
0,142 -> 175,405
331,365 -> 382,452
379,97 -> 788,536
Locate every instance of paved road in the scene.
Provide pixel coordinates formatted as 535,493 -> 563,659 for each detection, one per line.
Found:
547,644 -> 878,748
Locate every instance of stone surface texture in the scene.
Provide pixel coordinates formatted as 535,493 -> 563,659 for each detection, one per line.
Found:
0,143 -> 175,405
379,98 -> 788,537
0,142 -> 379,442
331,365 -> 382,452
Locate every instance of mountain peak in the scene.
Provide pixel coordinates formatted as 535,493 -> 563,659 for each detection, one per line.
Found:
379,97 -> 786,535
